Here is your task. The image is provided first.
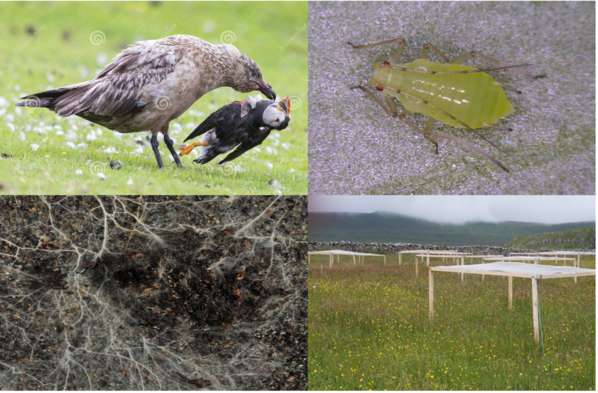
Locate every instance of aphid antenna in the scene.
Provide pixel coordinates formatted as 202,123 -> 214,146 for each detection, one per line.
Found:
493,82 -> 522,95
381,62 -> 535,75
347,37 -> 405,49
483,123 -> 513,132
475,52 -> 547,79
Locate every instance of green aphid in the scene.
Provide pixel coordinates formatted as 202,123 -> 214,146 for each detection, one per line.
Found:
348,37 -> 546,172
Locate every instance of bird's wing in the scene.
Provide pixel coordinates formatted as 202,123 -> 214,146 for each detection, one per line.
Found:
218,127 -> 273,164
183,102 -> 241,142
53,39 -> 186,117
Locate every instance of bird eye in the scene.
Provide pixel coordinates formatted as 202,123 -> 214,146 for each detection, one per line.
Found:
251,71 -> 257,77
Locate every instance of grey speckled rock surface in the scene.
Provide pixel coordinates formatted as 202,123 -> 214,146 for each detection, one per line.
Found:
0,196 -> 307,390
308,2 -> 595,195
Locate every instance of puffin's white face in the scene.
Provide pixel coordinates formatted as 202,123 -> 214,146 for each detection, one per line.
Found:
262,103 -> 286,128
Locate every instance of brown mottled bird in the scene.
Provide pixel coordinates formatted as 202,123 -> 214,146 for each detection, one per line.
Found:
16,35 -> 276,169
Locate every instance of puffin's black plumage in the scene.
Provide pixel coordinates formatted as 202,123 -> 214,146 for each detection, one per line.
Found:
179,96 -> 291,165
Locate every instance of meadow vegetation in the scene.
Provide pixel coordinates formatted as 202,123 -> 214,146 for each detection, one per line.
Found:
0,2 -> 307,194
309,253 -> 595,390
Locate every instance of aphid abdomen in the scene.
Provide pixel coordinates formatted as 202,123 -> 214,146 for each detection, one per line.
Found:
371,59 -> 513,128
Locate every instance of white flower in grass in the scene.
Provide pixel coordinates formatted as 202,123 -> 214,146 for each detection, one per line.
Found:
31,144 -> 39,151
96,53 -> 108,66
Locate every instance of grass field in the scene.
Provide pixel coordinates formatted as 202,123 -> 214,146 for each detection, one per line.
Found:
0,2 -> 307,195
309,253 -> 596,390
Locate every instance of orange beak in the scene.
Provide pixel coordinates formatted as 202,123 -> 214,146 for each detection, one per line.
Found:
276,96 -> 291,116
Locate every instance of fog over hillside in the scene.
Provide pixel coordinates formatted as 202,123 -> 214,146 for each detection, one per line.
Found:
309,211 -> 595,246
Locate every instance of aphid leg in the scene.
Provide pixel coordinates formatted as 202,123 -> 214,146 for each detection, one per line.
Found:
431,131 -> 509,172
375,82 -> 502,152
398,112 -> 439,154
422,42 -> 451,63
350,85 -> 397,117
449,51 -> 475,65
376,82 -> 508,172
380,90 -> 399,116
348,37 -> 406,64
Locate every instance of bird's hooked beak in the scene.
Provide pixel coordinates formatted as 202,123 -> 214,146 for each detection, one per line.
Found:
258,81 -> 276,100
277,96 -> 291,116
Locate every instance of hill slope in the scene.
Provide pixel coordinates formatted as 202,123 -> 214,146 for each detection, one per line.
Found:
309,211 -> 595,247
504,227 -> 595,250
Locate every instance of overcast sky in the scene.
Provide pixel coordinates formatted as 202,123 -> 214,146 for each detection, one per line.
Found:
308,196 -> 596,224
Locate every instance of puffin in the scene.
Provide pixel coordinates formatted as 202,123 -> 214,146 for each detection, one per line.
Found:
16,35 -> 276,169
179,96 -> 291,165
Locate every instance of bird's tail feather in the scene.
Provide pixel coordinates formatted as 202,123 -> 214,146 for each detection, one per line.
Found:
16,98 -> 55,109
16,82 -> 92,116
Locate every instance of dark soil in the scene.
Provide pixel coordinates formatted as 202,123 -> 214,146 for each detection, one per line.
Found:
0,196 -> 307,390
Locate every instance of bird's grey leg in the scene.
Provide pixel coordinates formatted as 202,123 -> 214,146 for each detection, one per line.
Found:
150,134 -> 165,169
159,124 -> 185,168
164,134 -> 185,169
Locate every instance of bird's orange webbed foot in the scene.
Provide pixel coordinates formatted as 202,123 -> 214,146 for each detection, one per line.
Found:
179,141 -> 209,156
